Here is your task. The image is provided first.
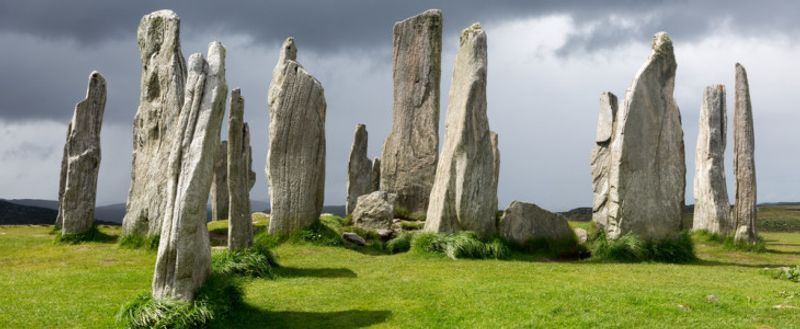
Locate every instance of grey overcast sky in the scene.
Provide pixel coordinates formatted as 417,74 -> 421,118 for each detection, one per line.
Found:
1,0 -> 798,211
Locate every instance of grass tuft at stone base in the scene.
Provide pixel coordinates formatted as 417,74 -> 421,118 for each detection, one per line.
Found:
590,230 -> 697,263
693,230 -> 767,253
118,233 -> 160,251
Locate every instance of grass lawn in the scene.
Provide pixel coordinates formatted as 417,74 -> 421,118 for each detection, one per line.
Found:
2,208 -> 800,328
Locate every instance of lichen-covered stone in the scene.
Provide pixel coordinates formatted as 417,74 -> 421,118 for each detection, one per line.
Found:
591,92 -> 618,229
693,85 -> 731,234
227,89 -> 253,250
733,63 -> 758,243
346,124 -> 373,215
353,191 -> 397,230
210,141 -> 228,220
498,201 -> 574,246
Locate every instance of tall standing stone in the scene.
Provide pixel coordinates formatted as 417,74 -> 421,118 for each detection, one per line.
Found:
153,42 -> 227,301
380,9 -> 442,219
424,23 -> 496,239
266,38 -> 326,235
490,131 -> 500,215
606,32 -> 686,240
733,63 -> 758,243
370,158 -> 381,192
59,72 -> 106,236
123,10 -> 187,237
228,88 -> 253,250
210,141 -> 229,220
590,92 -> 618,229
55,123 -> 71,228
693,85 -> 731,234
347,124 -> 373,215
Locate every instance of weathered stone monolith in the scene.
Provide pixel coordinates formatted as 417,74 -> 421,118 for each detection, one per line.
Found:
733,63 -> 758,243
498,201 -> 574,246
153,42 -> 227,301
590,92 -> 618,229
606,32 -> 686,240
228,89 -> 253,250
58,71 -> 106,236
266,38 -> 326,235
380,9 -> 442,219
210,141 -> 228,220
490,131 -> 500,215
55,123 -> 71,228
693,85 -> 731,234
123,10 -> 187,237
424,23 -> 496,239
370,158 -> 381,191
347,124 -> 373,215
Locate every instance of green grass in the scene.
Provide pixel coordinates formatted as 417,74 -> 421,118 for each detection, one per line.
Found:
590,231 -> 697,263
118,233 -> 160,251
693,230 -> 768,253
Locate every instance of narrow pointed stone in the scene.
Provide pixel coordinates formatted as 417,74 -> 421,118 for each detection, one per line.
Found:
228,89 -> 253,250
266,38 -> 326,235
693,85 -> 731,234
424,23 -> 496,238
370,158 -> 381,192
123,10 -> 187,237
347,124 -> 373,215
210,141 -> 229,220
59,71 -> 106,236
733,63 -> 758,243
380,9 -> 442,219
490,131 -> 500,215
55,122 -> 71,228
591,92 -> 618,228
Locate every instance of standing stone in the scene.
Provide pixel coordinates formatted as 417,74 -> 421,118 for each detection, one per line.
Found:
59,72 -> 107,236
227,88 -> 253,250
693,85 -> 731,234
153,42 -> 227,301
347,124 -> 373,215
606,32 -> 686,240
380,9 -> 442,219
490,131 -> 500,216
266,38 -> 326,235
370,158 -> 381,191
590,92 -> 618,229
424,23 -> 496,239
55,123 -> 71,228
210,141 -> 229,220
123,10 -> 187,237
733,63 -> 758,243
498,201 -> 575,246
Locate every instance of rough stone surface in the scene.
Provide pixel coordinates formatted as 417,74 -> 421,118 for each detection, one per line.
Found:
210,141 -> 228,220
498,201 -> 575,245
370,158 -> 381,192
353,191 -> 397,230
55,123 -> 71,228
346,124 -> 373,215
59,72 -> 106,235
123,10 -> 187,237
733,63 -> 758,243
693,85 -> 731,234
227,89 -> 253,250
591,92 -> 618,229
377,228 -> 395,241
153,42 -> 227,301
606,32 -> 686,240
266,38 -> 326,235
380,9 -> 442,219
490,131 -> 500,217
424,23 -> 496,239
342,232 -> 366,246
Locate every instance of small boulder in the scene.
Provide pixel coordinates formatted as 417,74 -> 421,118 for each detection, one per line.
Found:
498,201 -> 575,246
342,232 -> 366,246
377,229 -> 395,241
353,191 -> 397,230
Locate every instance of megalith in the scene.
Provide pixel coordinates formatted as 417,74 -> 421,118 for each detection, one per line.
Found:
210,141 -> 229,220
227,88 -> 253,250
58,71 -> 106,236
153,42 -> 227,301
55,124 -> 70,228
733,63 -> 758,243
380,9 -> 442,219
606,32 -> 686,240
424,23 -> 496,239
590,92 -> 618,229
370,158 -> 381,192
266,38 -> 326,235
693,85 -> 731,234
123,10 -> 187,237
498,201 -> 574,246
346,124 -> 373,215
490,131 -> 500,215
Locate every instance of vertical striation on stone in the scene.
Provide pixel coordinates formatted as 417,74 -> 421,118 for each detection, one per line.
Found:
693,85 -> 731,234
59,71 -> 107,235
55,123 -> 71,228
380,9 -> 442,219
227,88 -> 253,250
591,92 -> 618,229
733,63 -> 758,243
123,10 -> 187,237
153,42 -> 227,301
266,38 -> 326,235
424,23 -> 496,239
210,141 -> 229,220
606,32 -> 686,240
490,131 -> 500,216
346,124 -> 373,215
370,158 -> 381,192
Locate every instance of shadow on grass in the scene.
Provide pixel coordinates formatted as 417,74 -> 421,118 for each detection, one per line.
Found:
693,259 -> 793,268
274,266 -> 357,279
764,248 -> 800,256
213,303 -> 391,329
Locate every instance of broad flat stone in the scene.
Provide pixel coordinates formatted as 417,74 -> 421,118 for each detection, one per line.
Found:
346,124 -> 373,215
227,88 -> 253,250
591,92 -> 618,228
733,63 -> 758,243
498,201 -> 574,245
693,85 -> 731,234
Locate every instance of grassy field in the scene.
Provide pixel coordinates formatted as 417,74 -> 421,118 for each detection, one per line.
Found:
2,208 -> 800,328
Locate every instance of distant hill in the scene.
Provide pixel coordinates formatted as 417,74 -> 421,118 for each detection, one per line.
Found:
0,199 -> 59,225
559,207 -> 592,222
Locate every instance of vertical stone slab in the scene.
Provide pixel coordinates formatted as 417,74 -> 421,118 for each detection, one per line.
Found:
346,124 -> 373,215
266,38 -> 326,235
380,9 -> 442,219
733,63 -> 758,243
210,141 -> 229,220
153,42 -> 226,301
55,122 -> 71,228
693,85 -> 731,234
370,158 -> 381,192
490,131 -> 500,217
606,32 -> 686,240
123,10 -> 187,237
424,23 -> 496,239
59,72 -> 106,235
227,88 -> 253,250
591,92 -> 618,229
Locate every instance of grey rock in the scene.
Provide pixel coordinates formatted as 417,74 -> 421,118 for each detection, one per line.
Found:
353,191 -> 397,230
380,9 -> 442,219
693,85 -> 732,234
591,92 -> 618,229
370,157 -> 381,191
227,89 -> 253,250
266,38 -> 326,235
123,10 -> 187,237
606,32 -> 686,240
377,228 -> 395,241
424,23 -> 496,239
707,294 -> 719,303
490,131 -> 500,217
498,201 -> 575,246
153,42 -> 227,301
55,122 -> 71,228
574,228 -> 589,244
58,72 -> 106,236
346,124 -> 373,215
210,141 -> 228,220
733,63 -> 758,243
342,232 -> 366,246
